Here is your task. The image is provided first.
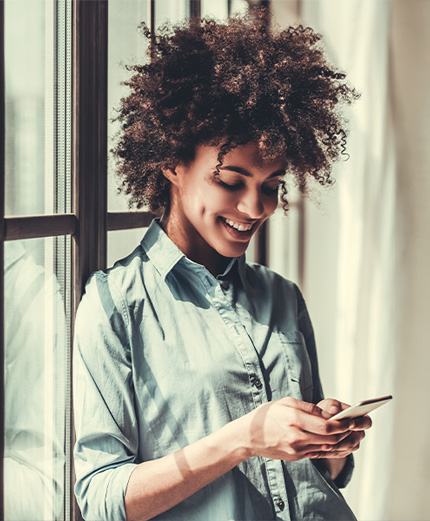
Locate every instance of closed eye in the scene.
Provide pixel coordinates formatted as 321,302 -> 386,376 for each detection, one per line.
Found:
215,177 -> 281,194
214,178 -> 244,191
262,180 -> 282,194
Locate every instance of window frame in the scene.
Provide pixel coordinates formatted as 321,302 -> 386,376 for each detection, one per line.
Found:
1,1 -> 5,516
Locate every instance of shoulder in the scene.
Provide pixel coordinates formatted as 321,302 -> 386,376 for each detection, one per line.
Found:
85,243 -> 148,297
243,261 -> 299,298
77,244 -> 150,325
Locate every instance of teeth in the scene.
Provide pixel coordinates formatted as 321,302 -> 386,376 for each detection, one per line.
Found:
224,219 -> 253,232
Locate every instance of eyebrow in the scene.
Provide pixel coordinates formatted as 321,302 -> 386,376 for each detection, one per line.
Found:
219,166 -> 286,179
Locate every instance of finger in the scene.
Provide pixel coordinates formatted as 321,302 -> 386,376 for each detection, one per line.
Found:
300,436 -> 354,456
330,431 -> 365,453
306,440 -> 362,459
279,398 -> 353,435
317,398 -> 343,419
348,415 -> 372,430
327,414 -> 371,432
293,429 -> 352,450
309,450 -> 355,459
280,397 -> 324,417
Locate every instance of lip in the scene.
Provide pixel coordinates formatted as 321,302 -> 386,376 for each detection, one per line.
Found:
220,217 -> 259,241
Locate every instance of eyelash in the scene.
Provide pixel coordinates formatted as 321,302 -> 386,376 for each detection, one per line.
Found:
216,178 -> 280,194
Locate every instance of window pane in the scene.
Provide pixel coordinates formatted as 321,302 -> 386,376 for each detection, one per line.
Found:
4,0 -> 71,217
201,0 -> 249,18
108,0 -> 149,212
155,0 -> 188,27
108,228 -> 149,267
4,236 -> 70,521
230,0 -> 249,16
201,0 -> 228,18
108,0 -> 189,212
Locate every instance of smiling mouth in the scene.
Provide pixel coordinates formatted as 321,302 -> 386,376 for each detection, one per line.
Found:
222,218 -> 256,232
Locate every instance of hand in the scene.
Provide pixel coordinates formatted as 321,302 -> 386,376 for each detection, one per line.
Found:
308,398 -> 372,459
241,397 -> 355,462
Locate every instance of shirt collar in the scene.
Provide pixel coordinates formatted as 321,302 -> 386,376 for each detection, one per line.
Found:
217,254 -> 246,288
141,218 -> 247,286
140,219 -> 185,280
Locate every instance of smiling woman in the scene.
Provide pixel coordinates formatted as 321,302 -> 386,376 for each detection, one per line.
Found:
160,143 -> 285,275
73,9 -> 368,521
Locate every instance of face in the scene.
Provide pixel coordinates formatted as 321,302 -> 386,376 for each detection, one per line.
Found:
162,142 -> 286,273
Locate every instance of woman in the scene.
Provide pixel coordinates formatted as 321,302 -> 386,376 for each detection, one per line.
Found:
73,12 -> 371,521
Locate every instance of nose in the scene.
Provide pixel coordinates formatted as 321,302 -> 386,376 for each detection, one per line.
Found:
236,188 -> 265,219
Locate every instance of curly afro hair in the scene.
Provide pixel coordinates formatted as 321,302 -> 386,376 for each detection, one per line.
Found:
113,9 -> 359,213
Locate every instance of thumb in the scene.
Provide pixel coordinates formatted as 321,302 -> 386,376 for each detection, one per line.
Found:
279,397 -> 325,417
317,398 -> 343,419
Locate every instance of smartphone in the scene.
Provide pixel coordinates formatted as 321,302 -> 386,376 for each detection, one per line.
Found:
329,395 -> 393,421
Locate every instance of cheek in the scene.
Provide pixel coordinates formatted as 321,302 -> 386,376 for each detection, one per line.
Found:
200,189 -> 238,217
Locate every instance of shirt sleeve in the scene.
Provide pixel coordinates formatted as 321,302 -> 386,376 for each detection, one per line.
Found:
73,272 -> 138,521
333,453 -> 354,488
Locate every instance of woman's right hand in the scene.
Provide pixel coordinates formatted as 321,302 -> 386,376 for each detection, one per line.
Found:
239,397 -> 356,461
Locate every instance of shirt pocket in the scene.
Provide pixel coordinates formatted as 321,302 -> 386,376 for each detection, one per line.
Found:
277,330 -> 313,402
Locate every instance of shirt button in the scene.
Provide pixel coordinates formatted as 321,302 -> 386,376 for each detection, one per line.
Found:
251,377 -> 263,389
220,280 -> 229,290
277,499 -> 285,511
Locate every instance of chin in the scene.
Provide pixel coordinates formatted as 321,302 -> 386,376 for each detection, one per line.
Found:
215,242 -> 249,259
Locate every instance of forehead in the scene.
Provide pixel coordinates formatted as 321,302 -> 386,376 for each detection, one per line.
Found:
194,142 -> 287,172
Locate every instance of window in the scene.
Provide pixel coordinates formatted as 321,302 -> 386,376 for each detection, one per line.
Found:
3,1 -> 72,519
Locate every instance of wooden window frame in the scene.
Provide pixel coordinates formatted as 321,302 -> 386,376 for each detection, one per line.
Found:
1,1 -> 5,516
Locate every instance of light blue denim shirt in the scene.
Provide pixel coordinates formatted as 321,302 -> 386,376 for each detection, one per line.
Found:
73,219 -> 356,521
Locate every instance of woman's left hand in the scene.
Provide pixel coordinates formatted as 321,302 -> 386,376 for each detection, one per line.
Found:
310,398 -> 372,460
311,398 -> 372,480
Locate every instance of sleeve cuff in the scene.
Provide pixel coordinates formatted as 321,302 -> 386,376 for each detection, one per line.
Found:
75,462 -> 137,521
334,454 -> 354,489
106,462 -> 137,521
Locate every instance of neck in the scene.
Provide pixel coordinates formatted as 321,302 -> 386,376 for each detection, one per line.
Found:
160,213 -> 230,277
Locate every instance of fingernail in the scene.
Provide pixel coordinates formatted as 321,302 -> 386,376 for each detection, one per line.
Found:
349,421 -> 355,429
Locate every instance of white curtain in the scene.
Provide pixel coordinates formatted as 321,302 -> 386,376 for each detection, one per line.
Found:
301,2 -> 397,518
271,1 -> 430,519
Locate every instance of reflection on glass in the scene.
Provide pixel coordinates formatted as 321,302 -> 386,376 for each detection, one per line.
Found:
4,238 -> 67,521
108,228 -> 149,268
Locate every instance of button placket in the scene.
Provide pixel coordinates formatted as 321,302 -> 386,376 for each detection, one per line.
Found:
251,376 -> 263,389
220,280 -> 229,291
276,498 -> 285,511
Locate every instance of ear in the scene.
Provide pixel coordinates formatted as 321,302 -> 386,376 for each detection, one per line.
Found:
161,166 -> 180,186
162,163 -> 185,187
